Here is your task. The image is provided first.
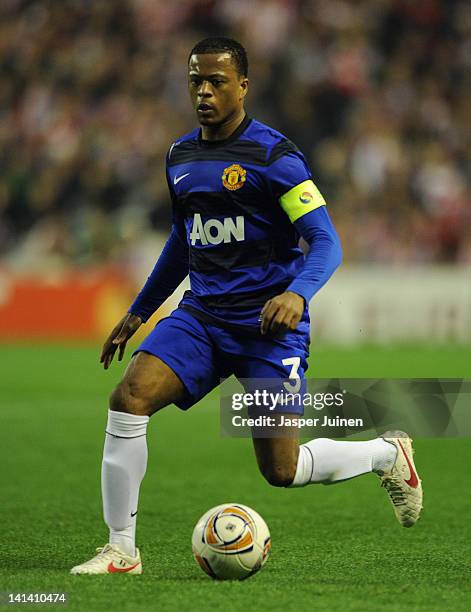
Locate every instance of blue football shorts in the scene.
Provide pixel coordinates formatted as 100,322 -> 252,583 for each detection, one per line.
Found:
134,307 -> 309,415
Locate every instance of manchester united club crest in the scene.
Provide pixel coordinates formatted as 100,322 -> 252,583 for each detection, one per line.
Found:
222,163 -> 247,191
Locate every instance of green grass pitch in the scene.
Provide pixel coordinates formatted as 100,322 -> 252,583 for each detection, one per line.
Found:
1,343 -> 470,611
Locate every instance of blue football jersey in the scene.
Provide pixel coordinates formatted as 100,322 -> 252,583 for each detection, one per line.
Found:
165,115 -> 326,330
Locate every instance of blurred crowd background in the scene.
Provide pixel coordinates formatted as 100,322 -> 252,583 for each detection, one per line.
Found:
1,0 -> 470,270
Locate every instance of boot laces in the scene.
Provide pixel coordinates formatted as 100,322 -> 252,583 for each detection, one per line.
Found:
80,545 -> 120,569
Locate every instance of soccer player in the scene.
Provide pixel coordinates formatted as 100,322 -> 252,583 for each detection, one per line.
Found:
71,38 -> 422,575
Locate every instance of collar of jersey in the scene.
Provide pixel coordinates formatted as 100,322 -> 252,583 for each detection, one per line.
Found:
198,114 -> 252,148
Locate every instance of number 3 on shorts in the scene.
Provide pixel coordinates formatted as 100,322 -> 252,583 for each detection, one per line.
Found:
282,357 -> 301,393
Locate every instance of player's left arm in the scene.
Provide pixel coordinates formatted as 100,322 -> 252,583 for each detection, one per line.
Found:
261,150 -> 342,335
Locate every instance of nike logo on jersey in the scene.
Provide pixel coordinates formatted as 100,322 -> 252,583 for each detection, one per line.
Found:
131,511 -> 138,517
190,213 -> 245,245
107,561 -> 141,573
398,440 -> 419,488
173,172 -> 190,185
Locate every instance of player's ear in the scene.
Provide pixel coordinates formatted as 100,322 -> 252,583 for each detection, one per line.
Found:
239,77 -> 249,100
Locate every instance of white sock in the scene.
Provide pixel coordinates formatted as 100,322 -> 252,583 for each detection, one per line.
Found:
102,409 -> 149,556
289,437 -> 397,487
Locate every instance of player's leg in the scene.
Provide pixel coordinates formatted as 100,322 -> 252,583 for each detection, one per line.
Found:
71,352 -> 186,575
251,415 -> 300,487
235,329 -> 422,526
252,420 -> 422,527
251,418 -> 397,487
101,352 -> 186,563
71,309 -> 220,574
286,430 -> 422,527
110,350 -> 187,417
237,331 -> 398,486
288,434 -> 397,486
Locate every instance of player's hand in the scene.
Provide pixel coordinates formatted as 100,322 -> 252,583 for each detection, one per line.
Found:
260,291 -> 305,336
100,313 -> 143,370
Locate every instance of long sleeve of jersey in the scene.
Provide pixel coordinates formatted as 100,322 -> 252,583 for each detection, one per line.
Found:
128,226 -> 189,322
267,147 -> 342,305
287,206 -> 342,305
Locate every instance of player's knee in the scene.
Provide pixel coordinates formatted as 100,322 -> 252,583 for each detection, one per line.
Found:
109,381 -> 151,416
261,465 -> 296,488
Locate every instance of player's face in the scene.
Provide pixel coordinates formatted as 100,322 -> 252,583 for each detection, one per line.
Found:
188,53 -> 248,127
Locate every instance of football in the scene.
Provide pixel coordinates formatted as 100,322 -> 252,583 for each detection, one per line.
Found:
191,503 -> 271,580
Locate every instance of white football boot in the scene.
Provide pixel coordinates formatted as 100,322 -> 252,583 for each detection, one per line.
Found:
378,430 -> 423,528
70,544 -> 142,575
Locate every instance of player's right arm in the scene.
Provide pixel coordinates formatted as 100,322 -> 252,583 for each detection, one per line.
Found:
100,153 -> 189,369
100,226 -> 189,369
100,312 -> 143,370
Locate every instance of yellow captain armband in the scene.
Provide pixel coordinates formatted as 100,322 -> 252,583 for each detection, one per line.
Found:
278,179 -> 326,223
